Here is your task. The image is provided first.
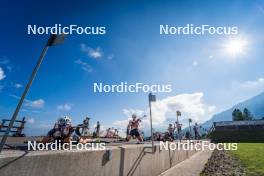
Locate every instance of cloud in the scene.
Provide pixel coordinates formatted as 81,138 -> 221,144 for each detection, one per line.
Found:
25,120 -> 54,135
113,93 -> 216,132
9,94 -> 45,109
107,54 -> 114,60
80,44 -> 103,59
32,121 -> 53,129
57,103 -> 73,111
14,83 -> 22,88
208,105 -> 216,113
151,93 -> 210,124
229,78 -> 264,103
113,119 -> 129,129
21,108 -> 40,113
9,94 -> 21,99
25,99 -> 45,108
0,57 -> 10,65
0,57 -> 12,71
0,67 -> 6,80
122,109 -> 146,117
80,43 -> 113,61
27,117 -> 35,124
192,60 -> 198,66
75,59 -> 93,72
238,78 -> 264,88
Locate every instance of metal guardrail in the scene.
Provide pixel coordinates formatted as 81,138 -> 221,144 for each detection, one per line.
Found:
0,117 -> 26,136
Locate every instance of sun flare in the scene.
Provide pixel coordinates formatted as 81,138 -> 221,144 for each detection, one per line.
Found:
225,38 -> 248,57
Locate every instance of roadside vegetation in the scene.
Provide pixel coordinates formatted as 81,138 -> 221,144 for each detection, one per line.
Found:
229,143 -> 264,176
200,149 -> 245,176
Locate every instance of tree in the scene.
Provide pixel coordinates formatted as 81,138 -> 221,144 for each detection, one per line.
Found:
232,109 -> 237,121
243,108 -> 253,120
232,109 -> 243,121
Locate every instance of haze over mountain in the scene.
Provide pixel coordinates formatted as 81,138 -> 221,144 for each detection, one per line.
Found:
202,92 -> 264,128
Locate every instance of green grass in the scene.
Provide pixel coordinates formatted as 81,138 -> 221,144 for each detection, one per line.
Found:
229,143 -> 264,176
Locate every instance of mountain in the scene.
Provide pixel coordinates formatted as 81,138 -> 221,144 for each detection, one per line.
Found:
202,92 -> 264,128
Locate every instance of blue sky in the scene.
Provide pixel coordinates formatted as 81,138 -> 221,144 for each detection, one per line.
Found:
0,0 -> 264,135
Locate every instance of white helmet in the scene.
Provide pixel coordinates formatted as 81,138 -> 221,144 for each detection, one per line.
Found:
63,116 -> 72,125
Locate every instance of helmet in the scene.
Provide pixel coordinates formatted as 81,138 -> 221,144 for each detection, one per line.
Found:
83,117 -> 90,125
132,114 -> 137,118
57,117 -> 65,126
63,116 -> 72,125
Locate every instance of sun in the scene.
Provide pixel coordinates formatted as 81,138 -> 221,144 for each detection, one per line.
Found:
225,38 -> 248,57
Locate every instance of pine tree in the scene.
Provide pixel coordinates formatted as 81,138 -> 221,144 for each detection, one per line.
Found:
243,108 -> 253,120
232,109 -> 243,121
